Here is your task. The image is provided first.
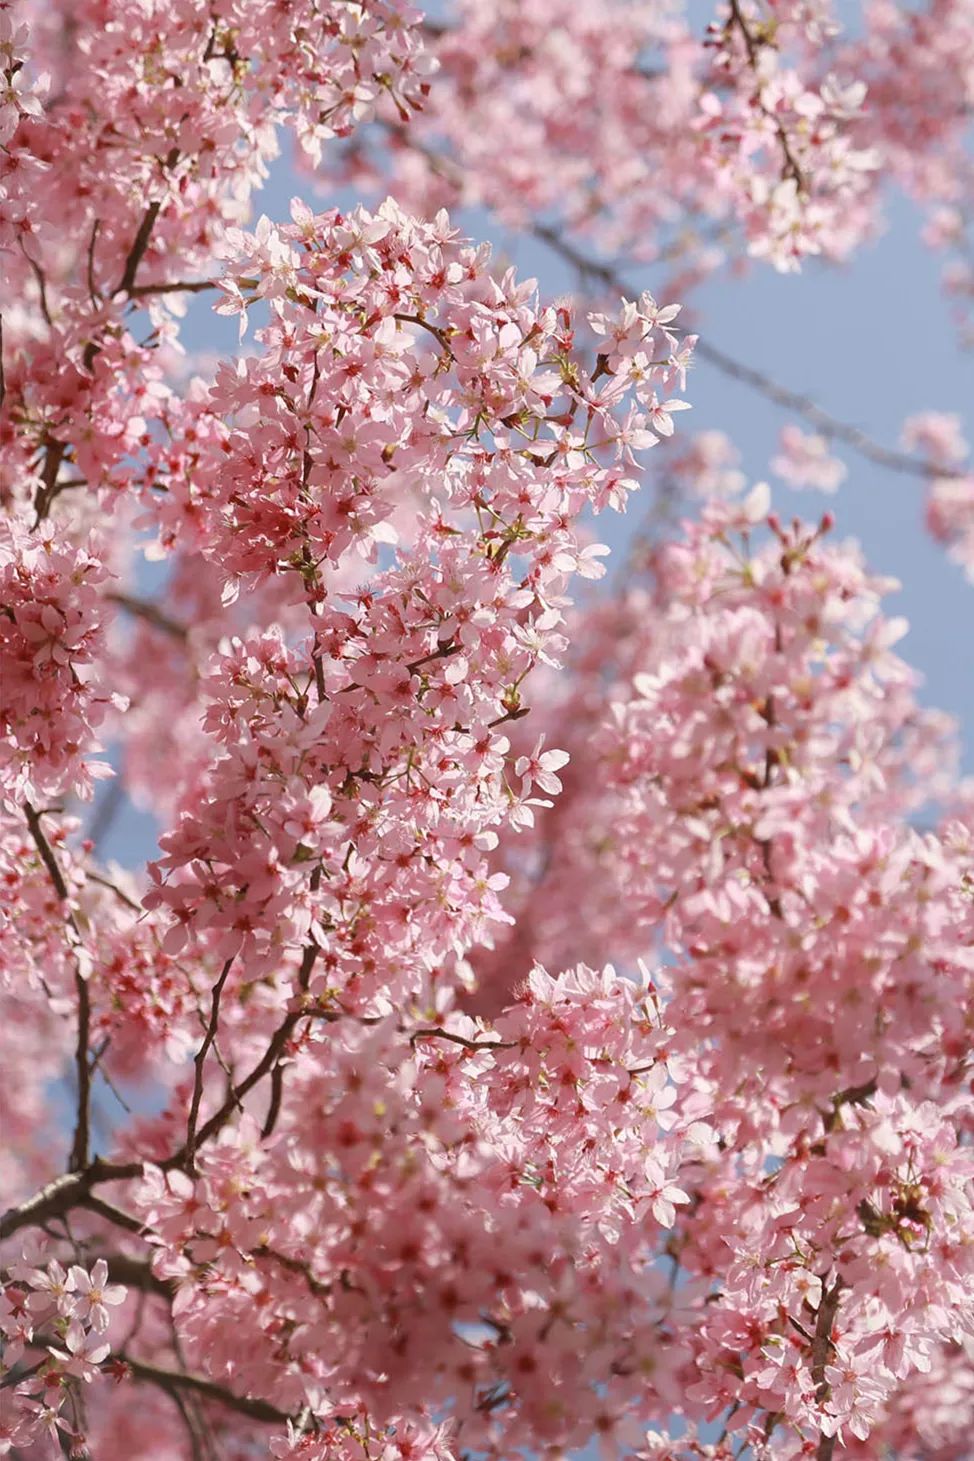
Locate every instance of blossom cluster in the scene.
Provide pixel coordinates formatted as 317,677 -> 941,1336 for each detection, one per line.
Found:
466,490 -> 974,1449
2,0 -> 974,1457
0,517 -> 118,800
130,967 -> 708,1452
136,201 -> 689,1009
343,0 -> 879,279
0,1252 -> 125,1455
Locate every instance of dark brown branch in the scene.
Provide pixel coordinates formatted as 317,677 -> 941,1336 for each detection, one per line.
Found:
85,870 -> 142,913
810,1278 -> 841,1388
24,803 -> 91,1171
185,958 -> 235,1174
406,639 -> 459,674
817,1430 -> 837,1460
127,279 -> 219,298
392,311 -> 453,352
167,1383 -> 208,1461
487,706 -> 530,729
81,1194 -> 146,1236
261,1058 -> 287,1139
102,1254 -> 176,1299
33,436 -> 68,524
0,1160 -> 139,1241
107,591 -> 187,640
726,0 -> 804,187
810,1277 -> 843,1461
409,1027 -> 515,1052
124,1357 -> 291,1426
171,943 -> 319,1167
257,1246 -> 330,1299
115,147 -> 180,297
1,952 -> 322,1238
823,1076 -> 878,1133
86,218 -> 101,305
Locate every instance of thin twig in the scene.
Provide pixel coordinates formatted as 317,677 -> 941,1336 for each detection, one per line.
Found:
725,0 -> 804,187
24,803 -> 91,1171
381,124 -> 965,482
409,1026 -> 515,1052
21,242 -> 52,325
173,943 -> 319,1167
108,591 -> 187,640
531,224 -> 969,483
85,870 -> 143,914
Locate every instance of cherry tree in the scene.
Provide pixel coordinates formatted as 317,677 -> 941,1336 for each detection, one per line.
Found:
2,2 -> 974,1460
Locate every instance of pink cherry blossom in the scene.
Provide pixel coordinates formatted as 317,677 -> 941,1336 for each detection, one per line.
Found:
1,4 -> 974,1460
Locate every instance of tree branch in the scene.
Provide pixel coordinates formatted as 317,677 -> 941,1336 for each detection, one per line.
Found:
124,1357 -> 291,1426
115,148 -> 180,297
33,436 -> 68,525
185,958 -> 236,1174
380,122 -> 964,483
171,943 -> 319,1168
810,1276 -> 843,1461
108,591 -> 187,640
101,1253 -> 175,1299
81,1194 -> 146,1236
24,803 -> 91,1171
0,1160 -> 139,1242
409,1026 -> 515,1052
531,224 -> 968,483
3,950 -> 322,1239
127,279 -> 219,298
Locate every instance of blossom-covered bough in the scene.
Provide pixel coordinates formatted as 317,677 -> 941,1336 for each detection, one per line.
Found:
2,1 -> 974,1459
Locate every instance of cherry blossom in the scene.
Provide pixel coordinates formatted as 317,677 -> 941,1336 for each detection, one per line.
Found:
2,2 -> 974,1459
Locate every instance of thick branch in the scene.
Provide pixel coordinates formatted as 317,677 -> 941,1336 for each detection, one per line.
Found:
115,147 -> 180,296
0,1160 -> 139,1242
124,1357 -> 291,1426
127,279 -> 219,298
102,1254 -> 176,1299
81,1194 -> 146,1236
810,1277 -> 843,1461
